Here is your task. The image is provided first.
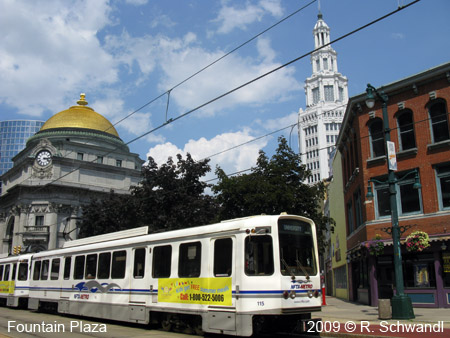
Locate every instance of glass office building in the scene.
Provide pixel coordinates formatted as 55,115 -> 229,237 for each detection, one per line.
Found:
0,120 -> 44,176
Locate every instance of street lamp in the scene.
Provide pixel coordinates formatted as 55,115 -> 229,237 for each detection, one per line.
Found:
364,83 -> 415,320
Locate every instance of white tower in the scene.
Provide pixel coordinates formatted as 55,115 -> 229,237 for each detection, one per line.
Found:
298,11 -> 348,183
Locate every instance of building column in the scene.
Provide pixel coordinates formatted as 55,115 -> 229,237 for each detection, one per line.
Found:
434,250 -> 445,308
17,205 -> 28,247
48,204 -> 58,250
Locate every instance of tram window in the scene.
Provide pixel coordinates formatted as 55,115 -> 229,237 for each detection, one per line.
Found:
51,259 -> 60,280
33,261 -> 41,280
12,263 -> 17,281
98,252 -> 111,279
153,245 -> 172,278
214,238 -> 232,277
179,242 -> 201,278
63,257 -> 71,280
0,265 -> 3,281
85,254 -> 97,279
111,250 -> 126,279
41,260 -> 49,280
74,256 -> 85,280
4,264 -> 10,281
18,263 -> 28,281
133,248 -> 145,279
245,236 -> 274,276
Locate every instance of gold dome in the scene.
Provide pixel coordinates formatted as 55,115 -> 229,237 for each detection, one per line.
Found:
40,94 -> 120,138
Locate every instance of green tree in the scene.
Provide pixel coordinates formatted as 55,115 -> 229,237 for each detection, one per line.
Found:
78,190 -> 139,238
212,136 -> 332,252
78,153 -> 218,237
132,153 -> 217,230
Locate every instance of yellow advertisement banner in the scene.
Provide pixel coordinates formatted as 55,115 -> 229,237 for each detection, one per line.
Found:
158,277 -> 232,306
0,281 -> 15,294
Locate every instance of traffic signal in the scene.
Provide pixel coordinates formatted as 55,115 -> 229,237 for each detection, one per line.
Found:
17,245 -> 21,254
13,246 -> 17,255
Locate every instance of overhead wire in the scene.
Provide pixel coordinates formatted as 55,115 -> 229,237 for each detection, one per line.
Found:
11,0 -> 421,197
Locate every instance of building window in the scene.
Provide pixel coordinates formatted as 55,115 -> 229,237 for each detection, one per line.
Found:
339,87 -> 344,101
354,189 -> 363,229
373,171 -> 422,218
369,118 -> 385,158
428,100 -> 449,143
312,87 -> 320,104
323,58 -> 328,70
324,85 -> 334,102
97,156 -> 103,164
347,200 -> 354,234
397,110 -> 416,150
35,215 -> 44,226
435,164 -> 450,210
116,159 -> 122,167
316,59 -> 320,72
77,152 -> 84,161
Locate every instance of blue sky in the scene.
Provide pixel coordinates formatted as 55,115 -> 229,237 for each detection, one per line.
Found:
1,0 -> 449,180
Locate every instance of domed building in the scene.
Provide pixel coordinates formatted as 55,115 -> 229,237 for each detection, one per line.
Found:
0,94 -> 144,253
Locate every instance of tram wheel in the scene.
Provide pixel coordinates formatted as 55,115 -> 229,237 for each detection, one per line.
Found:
161,314 -> 173,331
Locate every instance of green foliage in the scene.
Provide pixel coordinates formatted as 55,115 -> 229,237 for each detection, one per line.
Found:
79,137 -> 332,253
213,136 -> 332,252
78,190 -> 139,238
78,153 -> 217,237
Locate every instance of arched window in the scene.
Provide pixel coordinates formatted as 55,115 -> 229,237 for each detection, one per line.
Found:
428,100 -> 449,143
397,110 -> 416,150
369,118 -> 385,158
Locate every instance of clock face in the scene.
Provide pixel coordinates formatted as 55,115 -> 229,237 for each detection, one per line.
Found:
36,150 -> 52,167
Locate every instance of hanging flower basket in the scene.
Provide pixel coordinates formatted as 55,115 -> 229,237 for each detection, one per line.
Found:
367,234 -> 384,256
405,231 -> 430,252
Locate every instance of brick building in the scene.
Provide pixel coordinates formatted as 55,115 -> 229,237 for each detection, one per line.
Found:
335,62 -> 450,308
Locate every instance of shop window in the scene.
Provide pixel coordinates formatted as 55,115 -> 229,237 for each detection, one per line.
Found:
179,242 -> 201,278
428,100 -> 449,143
245,236 -> 274,276
442,252 -> 450,288
397,110 -> 416,150
369,118 -> 385,158
153,245 -> 171,278
111,250 -> 126,279
98,252 -> 111,279
133,248 -> 146,278
435,164 -> 450,210
403,253 -> 436,288
214,238 -> 233,277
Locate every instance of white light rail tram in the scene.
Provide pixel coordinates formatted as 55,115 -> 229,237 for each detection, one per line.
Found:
0,214 -> 321,336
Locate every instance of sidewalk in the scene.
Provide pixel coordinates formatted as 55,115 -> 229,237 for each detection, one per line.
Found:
315,296 -> 450,338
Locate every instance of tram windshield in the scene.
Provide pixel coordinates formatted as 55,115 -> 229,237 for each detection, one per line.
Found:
279,219 -> 317,277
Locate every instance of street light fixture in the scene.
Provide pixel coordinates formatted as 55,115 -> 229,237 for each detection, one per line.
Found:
364,83 -> 415,320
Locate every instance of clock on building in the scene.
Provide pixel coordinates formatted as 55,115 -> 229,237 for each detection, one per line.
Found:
35,150 -> 52,167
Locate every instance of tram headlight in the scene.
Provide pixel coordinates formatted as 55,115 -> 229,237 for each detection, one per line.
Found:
307,290 -> 313,298
314,290 -> 319,298
283,291 -> 289,299
289,290 -> 296,299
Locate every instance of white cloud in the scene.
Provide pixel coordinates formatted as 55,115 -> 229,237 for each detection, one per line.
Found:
146,129 -> 268,182
213,0 -> 283,34
125,0 -> 148,5
0,0 -> 116,116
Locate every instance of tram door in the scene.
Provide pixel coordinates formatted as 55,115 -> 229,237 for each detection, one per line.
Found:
210,237 -> 236,308
129,247 -> 147,306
